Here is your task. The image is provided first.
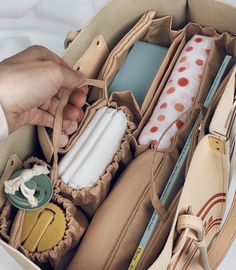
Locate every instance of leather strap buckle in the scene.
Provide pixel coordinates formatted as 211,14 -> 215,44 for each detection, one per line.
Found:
170,207 -> 210,270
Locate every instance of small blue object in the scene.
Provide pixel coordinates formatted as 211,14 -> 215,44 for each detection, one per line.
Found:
6,171 -> 53,211
108,41 -> 168,106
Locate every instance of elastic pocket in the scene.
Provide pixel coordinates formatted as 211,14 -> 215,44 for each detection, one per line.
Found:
56,98 -> 137,218
0,158 -> 88,270
0,193 -> 88,270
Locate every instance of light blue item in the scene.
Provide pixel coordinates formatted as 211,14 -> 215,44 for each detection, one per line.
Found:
108,41 -> 168,106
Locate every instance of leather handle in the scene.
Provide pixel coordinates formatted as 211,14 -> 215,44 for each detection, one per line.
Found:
51,79 -> 106,183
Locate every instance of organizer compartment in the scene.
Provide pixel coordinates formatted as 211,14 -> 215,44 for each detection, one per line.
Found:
132,22 -> 223,156
93,12 -> 183,115
0,158 -> 88,270
56,98 -> 137,218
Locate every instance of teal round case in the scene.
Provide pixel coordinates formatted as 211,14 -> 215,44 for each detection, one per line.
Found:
6,170 -> 53,211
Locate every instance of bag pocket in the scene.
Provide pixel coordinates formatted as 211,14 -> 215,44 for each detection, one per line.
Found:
56,98 -> 137,218
133,22 -> 222,157
0,158 -> 88,270
93,11 -> 183,115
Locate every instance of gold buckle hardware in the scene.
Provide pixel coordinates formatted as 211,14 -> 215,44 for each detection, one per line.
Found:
208,136 -> 226,154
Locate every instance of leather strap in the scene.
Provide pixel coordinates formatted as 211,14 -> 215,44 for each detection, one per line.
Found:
208,192 -> 236,269
150,104 -> 204,222
172,212 -> 210,270
0,154 -> 22,209
52,79 -> 106,184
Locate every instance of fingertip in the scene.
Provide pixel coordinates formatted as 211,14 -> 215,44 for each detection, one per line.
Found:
62,119 -> 73,130
63,104 -> 80,121
70,89 -> 87,107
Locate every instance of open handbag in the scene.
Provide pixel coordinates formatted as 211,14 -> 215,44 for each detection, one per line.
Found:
1,0 -> 236,269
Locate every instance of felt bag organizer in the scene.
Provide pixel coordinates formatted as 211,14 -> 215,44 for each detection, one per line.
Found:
37,11 -> 184,161
37,12 -> 184,219
91,11 -> 183,114
1,1 -> 236,270
67,20 -> 234,270
0,157 -> 88,269
53,89 -> 138,217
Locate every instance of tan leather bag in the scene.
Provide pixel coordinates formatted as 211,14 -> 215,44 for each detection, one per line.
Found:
1,0 -> 236,269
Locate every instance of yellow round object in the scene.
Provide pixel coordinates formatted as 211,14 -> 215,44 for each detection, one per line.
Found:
21,203 -> 66,252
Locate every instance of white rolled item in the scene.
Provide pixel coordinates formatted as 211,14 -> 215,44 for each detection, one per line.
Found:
58,106 -> 108,177
60,107 -> 118,183
68,110 -> 127,189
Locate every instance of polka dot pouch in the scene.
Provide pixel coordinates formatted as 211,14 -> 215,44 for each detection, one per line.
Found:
138,35 -> 213,149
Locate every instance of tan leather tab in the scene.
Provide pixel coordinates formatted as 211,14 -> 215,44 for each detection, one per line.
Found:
208,136 -> 226,154
37,126 -> 54,163
0,154 -> 22,209
73,35 -> 109,79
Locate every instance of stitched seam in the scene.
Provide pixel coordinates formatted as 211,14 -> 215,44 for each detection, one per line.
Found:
105,154 -> 166,270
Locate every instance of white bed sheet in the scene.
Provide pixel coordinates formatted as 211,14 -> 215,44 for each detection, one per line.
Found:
0,0 -> 235,269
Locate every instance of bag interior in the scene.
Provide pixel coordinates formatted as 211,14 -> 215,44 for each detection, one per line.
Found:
1,0 -> 236,269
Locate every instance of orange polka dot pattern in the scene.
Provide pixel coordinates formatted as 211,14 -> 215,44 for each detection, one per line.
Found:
138,35 -> 213,149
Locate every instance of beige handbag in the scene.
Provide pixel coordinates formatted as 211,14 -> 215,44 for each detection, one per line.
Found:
0,0 -> 236,269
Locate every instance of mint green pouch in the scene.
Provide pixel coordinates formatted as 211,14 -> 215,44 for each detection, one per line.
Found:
108,41 -> 168,106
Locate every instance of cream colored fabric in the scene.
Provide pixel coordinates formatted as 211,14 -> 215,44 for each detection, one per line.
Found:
59,107 -> 127,188
63,0 -> 187,67
58,107 -> 109,177
0,239 -> 40,270
189,0 -> 236,36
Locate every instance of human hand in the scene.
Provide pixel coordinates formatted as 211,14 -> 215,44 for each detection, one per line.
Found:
0,45 -> 88,133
